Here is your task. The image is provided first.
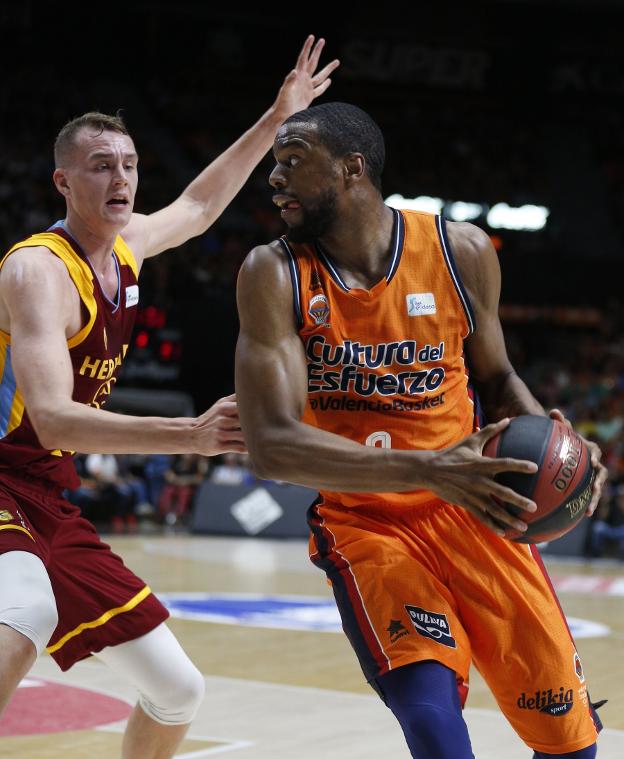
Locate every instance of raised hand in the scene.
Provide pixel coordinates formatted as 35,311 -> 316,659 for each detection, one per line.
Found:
191,393 -> 247,457
272,35 -> 340,121
425,418 -> 538,537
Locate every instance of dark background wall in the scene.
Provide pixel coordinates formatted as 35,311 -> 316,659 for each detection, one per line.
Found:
1,1 -> 623,418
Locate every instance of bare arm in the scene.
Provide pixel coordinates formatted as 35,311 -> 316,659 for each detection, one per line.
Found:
448,221 -> 544,420
0,250 -> 244,455
235,243 -> 538,534
125,36 -> 339,264
449,221 -> 607,513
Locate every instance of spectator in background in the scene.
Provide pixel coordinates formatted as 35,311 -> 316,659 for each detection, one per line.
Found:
159,454 -> 210,526
85,453 -> 138,533
588,483 -> 624,559
210,452 -> 254,486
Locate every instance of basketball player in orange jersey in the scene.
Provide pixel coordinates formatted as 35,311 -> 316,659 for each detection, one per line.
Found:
235,102 -> 608,758
0,38 -> 338,759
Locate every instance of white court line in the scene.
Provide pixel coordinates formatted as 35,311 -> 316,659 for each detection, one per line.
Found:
96,724 -> 253,757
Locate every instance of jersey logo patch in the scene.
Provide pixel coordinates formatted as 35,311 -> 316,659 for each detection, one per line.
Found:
309,294 -> 330,326
405,605 -> 456,648
125,285 -> 139,308
406,292 -> 436,316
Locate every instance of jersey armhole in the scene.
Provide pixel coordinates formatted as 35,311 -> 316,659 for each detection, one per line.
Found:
278,237 -> 303,329
435,215 -> 476,334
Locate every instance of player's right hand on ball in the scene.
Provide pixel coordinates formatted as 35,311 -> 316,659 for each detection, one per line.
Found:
425,419 -> 538,537
191,393 -> 247,456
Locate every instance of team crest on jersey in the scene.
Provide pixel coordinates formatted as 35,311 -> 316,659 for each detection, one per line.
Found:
309,294 -> 330,326
0,510 -> 13,522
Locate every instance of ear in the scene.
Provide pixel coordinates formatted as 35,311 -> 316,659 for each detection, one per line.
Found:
53,168 -> 71,197
343,153 -> 365,185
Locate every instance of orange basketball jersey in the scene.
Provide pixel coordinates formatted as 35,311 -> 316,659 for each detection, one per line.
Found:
281,208 -> 478,508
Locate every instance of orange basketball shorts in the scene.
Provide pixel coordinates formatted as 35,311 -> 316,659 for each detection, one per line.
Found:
308,497 -> 602,755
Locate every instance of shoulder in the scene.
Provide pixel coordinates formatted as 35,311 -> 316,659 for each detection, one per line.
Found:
1,246 -> 73,288
445,221 -> 494,262
119,213 -> 149,266
237,240 -> 299,330
444,221 -> 500,302
238,240 -> 292,288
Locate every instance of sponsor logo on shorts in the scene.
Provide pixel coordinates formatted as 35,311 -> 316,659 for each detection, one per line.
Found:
387,619 -> 410,644
404,605 -> 456,648
0,510 -> 13,522
517,688 -> 574,716
574,652 -> 585,683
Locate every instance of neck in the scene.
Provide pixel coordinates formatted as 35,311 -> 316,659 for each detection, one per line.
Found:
63,212 -> 118,271
318,199 -> 394,282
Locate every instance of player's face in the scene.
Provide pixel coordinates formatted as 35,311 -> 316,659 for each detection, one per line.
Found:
54,128 -> 138,232
270,123 -> 340,243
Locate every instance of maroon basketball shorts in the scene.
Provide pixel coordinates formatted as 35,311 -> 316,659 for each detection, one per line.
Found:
0,471 -> 168,671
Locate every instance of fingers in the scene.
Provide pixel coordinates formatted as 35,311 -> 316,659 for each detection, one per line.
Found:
461,504 -> 506,538
476,418 -> 511,445
311,59 -> 340,86
490,482 -> 536,513
490,456 -> 538,475
313,79 -> 332,98
486,498 -> 529,533
217,428 -> 245,445
587,440 -> 603,468
295,35 -> 315,70
306,37 -> 325,72
549,408 -> 572,428
586,464 -> 608,517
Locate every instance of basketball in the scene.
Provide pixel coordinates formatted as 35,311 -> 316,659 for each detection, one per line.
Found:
483,415 -> 595,543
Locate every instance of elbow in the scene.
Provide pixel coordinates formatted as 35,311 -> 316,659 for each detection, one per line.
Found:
29,407 -> 66,451
245,432 -> 291,482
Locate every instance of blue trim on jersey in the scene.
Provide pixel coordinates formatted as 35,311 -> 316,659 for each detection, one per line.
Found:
435,216 -> 476,334
385,209 -> 405,284
278,238 -> 303,328
314,243 -> 350,291
0,346 -> 17,438
314,207 -> 405,292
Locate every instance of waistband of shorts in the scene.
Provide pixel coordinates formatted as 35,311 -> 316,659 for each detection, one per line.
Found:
0,469 -> 65,498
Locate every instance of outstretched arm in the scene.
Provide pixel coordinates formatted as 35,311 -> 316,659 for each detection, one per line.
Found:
235,242 -> 538,535
1,249 -> 244,456
126,36 -> 339,263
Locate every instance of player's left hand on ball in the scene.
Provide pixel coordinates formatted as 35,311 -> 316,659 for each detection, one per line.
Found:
549,408 -> 608,517
272,35 -> 340,120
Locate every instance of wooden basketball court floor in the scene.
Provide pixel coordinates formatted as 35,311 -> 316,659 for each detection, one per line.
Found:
2,534 -> 623,758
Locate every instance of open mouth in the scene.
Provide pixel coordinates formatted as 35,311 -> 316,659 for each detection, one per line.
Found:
106,198 -> 129,206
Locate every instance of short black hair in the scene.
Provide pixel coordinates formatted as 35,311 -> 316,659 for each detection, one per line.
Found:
284,102 -> 385,190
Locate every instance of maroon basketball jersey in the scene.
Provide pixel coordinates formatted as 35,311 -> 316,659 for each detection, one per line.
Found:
0,225 -> 139,488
